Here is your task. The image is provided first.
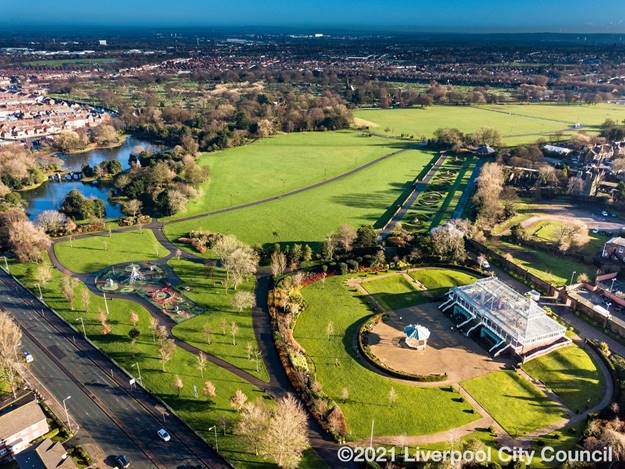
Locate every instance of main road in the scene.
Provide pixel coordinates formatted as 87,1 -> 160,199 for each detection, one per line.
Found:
0,269 -> 229,469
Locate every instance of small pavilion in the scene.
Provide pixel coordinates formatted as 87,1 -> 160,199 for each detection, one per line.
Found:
403,324 -> 431,350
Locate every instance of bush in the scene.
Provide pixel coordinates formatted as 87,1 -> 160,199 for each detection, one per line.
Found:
338,262 -> 348,275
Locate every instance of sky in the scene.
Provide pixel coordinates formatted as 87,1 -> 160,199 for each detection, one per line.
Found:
3,0 -> 625,32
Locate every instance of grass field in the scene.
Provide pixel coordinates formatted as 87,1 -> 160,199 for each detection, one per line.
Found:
9,257 -> 271,468
462,370 -> 566,437
409,268 -> 479,290
355,104 -> 625,145
169,259 -> 269,382
24,57 -> 118,67
361,274 -> 428,310
487,238 -> 594,287
168,130 -> 413,220
54,230 -> 163,273
296,275 -> 479,439
165,147 -> 435,249
523,345 -> 605,413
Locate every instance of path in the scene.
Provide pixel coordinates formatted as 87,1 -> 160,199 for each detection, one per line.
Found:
452,157 -> 486,220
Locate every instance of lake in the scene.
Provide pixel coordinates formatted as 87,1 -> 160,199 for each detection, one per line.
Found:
22,136 -> 153,221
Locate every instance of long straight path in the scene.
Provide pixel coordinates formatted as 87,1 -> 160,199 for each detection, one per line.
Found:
0,269 -> 228,469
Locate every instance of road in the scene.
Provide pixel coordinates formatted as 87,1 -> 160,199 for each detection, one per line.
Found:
0,269 -> 228,469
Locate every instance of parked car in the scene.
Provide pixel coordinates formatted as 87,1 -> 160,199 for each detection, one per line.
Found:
23,351 -> 33,363
114,455 -> 130,468
157,428 -> 171,442
602,210 -> 609,217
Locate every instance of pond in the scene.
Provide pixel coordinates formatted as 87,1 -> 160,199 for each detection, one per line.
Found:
22,136 -> 154,221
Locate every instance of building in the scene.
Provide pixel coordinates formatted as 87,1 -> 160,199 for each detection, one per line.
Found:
0,400 -> 50,459
475,144 -> 496,156
403,324 -> 430,350
543,144 -> 573,157
16,439 -> 77,469
440,277 -> 568,359
602,237 -> 625,262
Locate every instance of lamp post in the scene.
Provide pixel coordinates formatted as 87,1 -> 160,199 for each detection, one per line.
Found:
133,362 -> 142,384
611,278 -> 617,293
208,425 -> 218,451
1,256 -> 8,272
569,271 -> 577,286
62,396 -> 72,432
103,292 -> 110,316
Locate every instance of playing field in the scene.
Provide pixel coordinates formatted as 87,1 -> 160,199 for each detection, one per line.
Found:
167,130 -> 412,220
355,104 -> 625,145
295,275 -> 479,440
165,147 -> 435,248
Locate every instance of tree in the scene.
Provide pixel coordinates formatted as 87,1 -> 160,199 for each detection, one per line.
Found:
7,219 -> 51,262
197,351 -> 207,378
340,387 -> 349,402
388,387 -> 398,407
0,310 -> 23,398
214,235 -> 259,291
81,288 -> 90,312
230,389 -> 248,411
159,339 -> 177,372
260,394 -> 309,469
557,220 -> 589,253
236,400 -> 270,456
270,250 -> 287,277
174,374 -> 184,396
326,321 -> 334,340
202,380 -> 216,401
129,310 -> 139,327
231,321 -> 239,346
331,224 -> 357,252
128,328 -> 140,346
354,225 -> 378,249
202,323 -> 213,345
429,223 -> 466,263
61,274 -> 76,310
36,210 -> 68,235
34,263 -> 53,289
122,199 -> 143,217
233,291 -> 256,312
472,162 -> 504,225
149,317 -> 160,343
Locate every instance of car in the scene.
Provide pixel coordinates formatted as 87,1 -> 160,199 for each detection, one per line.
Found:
602,210 -> 609,217
23,351 -> 33,363
592,228 -> 599,234
157,428 -> 171,442
482,260 -> 491,270
114,455 -> 130,468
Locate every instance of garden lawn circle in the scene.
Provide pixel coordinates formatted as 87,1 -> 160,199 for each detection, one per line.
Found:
295,274 -> 480,440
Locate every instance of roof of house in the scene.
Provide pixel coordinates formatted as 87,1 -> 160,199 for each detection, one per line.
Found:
607,237 -> 625,247
34,439 -> 77,469
0,400 -> 47,440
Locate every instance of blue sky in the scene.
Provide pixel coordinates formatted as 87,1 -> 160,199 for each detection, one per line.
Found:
3,0 -> 625,32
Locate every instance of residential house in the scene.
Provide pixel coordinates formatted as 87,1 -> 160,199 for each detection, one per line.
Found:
0,400 -> 50,459
16,439 -> 77,469
602,237 -> 625,262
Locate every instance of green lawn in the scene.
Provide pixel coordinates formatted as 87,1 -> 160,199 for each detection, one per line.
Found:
527,219 -> 608,258
361,274 -> 428,310
9,258 -> 272,468
487,239 -> 594,287
167,130 -> 411,220
165,147 -> 435,249
355,104 -> 625,145
54,230 -> 163,273
169,259 -> 269,382
462,370 -> 566,437
295,275 -> 479,440
408,268 -> 478,290
523,345 -> 606,413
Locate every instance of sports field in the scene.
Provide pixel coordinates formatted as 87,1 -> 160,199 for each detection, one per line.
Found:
355,104 -> 625,145
167,130 -> 412,219
165,147 -> 435,248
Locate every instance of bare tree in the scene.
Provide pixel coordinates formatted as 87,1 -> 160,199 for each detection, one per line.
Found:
231,321 -> 239,346
331,224 -> 357,252
149,317 -> 159,343
340,387 -> 349,402
233,291 -> 256,312
7,219 -> 51,262
174,374 -> 184,396
61,275 -> 76,310
202,381 -> 216,402
214,235 -> 259,291
388,387 -> 398,407
0,310 -> 23,398
202,323 -> 213,345
129,311 -> 140,328
122,199 -> 143,217
81,288 -> 90,313
197,351 -> 207,378
34,263 -> 53,289
230,389 -> 248,411
472,162 -> 504,225
260,394 -> 309,469
326,321 -> 334,340
159,339 -> 177,372
236,400 -> 269,456
270,251 -> 287,277
558,220 -> 589,253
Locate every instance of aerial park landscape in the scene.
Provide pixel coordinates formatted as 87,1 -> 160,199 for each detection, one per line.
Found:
2,2 -> 625,468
